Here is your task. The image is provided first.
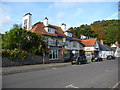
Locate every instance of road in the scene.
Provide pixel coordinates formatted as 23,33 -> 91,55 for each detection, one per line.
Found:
2,58 -> 119,88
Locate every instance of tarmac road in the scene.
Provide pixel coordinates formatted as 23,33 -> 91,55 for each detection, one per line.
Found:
2,58 -> 119,88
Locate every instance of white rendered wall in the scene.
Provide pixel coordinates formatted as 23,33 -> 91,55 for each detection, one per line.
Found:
22,14 -> 32,30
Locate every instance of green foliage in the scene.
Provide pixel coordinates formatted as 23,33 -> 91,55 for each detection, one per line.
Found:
2,24 -> 47,57
2,49 -> 28,61
91,19 -> 119,45
68,24 -> 98,39
69,19 -> 120,45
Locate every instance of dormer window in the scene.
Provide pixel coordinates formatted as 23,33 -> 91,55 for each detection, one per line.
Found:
65,32 -> 72,37
73,42 -> 77,47
67,32 -> 72,37
48,27 -> 55,34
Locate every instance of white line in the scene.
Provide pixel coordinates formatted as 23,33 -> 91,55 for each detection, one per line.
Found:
52,68 -> 57,69
66,84 -> 73,88
70,85 -> 79,88
66,84 -> 79,88
112,81 -> 120,88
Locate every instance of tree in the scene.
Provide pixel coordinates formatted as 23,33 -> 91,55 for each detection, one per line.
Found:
68,24 -> 98,39
2,24 -> 47,56
69,20 -> 119,45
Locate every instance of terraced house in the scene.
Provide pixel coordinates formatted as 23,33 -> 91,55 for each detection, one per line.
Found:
22,13 -> 84,63
81,38 -> 100,59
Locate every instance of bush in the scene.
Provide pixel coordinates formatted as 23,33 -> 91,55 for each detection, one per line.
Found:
2,49 -> 28,61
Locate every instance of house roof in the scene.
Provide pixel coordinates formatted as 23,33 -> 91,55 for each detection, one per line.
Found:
110,47 -> 117,52
30,22 -> 83,44
30,22 -> 66,37
99,45 -> 111,51
81,38 -> 97,47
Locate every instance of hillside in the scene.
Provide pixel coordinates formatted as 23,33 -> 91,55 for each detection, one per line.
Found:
68,19 -> 120,45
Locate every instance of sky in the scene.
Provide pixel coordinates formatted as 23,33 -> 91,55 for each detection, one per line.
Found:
1,0 -> 119,34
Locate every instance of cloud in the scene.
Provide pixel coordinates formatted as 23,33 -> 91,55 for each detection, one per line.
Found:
105,12 -> 118,20
0,3 -> 12,33
75,8 -> 83,16
1,15 -> 11,25
1,3 -> 12,26
49,12 -> 65,26
56,12 -> 64,19
48,2 -> 76,10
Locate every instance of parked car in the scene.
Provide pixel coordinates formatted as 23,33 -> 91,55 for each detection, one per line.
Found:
76,56 -> 88,64
91,56 -> 103,62
71,57 -> 78,65
107,55 -> 115,60
71,56 -> 87,65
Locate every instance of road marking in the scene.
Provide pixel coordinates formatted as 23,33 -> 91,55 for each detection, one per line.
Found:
66,84 -> 79,88
52,68 -> 57,69
105,70 -> 112,72
105,70 -> 109,72
112,81 -> 120,88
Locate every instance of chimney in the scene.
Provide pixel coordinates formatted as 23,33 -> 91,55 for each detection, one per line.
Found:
115,41 -> 119,46
100,40 -> 104,45
22,13 -> 32,30
61,23 -> 66,32
43,17 -> 48,26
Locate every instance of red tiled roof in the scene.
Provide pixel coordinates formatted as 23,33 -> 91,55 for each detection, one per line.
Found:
81,38 -> 97,47
30,22 -> 66,37
30,21 -> 83,43
73,38 -> 81,41
49,24 -> 66,37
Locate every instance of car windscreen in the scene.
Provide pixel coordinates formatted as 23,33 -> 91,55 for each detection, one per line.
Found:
72,57 -> 77,61
78,57 -> 84,60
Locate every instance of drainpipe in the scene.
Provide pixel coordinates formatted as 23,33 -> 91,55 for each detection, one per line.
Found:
43,53 -> 45,64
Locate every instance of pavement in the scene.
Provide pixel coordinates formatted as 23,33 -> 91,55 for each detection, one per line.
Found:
2,59 -> 119,88
2,62 -> 71,75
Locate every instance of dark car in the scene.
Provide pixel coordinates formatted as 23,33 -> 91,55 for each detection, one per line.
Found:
71,57 -> 78,65
76,56 -> 88,64
107,55 -> 115,60
91,56 -> 103,62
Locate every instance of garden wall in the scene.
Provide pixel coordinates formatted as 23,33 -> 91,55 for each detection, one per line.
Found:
2,55 -> 49,67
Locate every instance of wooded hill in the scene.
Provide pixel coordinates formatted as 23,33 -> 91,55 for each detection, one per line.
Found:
68,19 -> 120,45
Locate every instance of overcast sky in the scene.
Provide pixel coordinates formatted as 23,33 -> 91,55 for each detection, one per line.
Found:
1,0 -> 119,34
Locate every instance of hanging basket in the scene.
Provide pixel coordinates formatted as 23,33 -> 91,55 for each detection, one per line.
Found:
46,48 -> 50,54
62,48 -> 67,54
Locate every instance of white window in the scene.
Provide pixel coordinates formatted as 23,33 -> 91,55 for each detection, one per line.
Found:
47,38 -> 55,45
67,33 -> 72,37
49,50 -> 58,60
73,42 -> 77,47
65,41 -> 69,47
48,28 -> 55,34
65,32 -> 72,37
24,19 -> 27,25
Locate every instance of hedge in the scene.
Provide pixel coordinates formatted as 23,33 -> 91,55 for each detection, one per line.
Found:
2,49 -> 28,61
